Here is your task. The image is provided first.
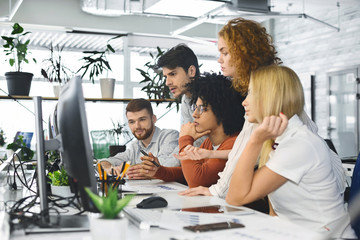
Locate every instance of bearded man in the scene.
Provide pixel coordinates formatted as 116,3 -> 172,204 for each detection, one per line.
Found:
99,98 -> 179,178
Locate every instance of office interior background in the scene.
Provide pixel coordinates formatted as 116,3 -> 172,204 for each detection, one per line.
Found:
0,0 -> 359,159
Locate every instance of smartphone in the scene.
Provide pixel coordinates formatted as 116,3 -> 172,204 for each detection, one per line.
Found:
183,221 -> 245,232
180,205 -> 254,215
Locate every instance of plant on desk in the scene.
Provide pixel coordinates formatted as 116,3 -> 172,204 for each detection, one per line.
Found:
48,166 -> 69,186
0,128 -> 6,148
6,135 -> 34,161
85,187 -> 134,240
48,166 -> 73,200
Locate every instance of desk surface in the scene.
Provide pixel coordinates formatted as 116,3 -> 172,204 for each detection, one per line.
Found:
4,179 -> 321,240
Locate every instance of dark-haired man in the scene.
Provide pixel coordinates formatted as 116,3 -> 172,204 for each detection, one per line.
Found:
99,98 -> 179,177
157,44 -> 204,147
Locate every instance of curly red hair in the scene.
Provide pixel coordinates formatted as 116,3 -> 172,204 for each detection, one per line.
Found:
219,18 -> 281,95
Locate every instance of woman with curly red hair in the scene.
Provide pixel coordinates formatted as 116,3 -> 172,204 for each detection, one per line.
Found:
217,17 -> 281,95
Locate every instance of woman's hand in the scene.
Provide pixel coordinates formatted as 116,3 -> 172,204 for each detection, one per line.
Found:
252,113 -> 288,143
180,122 -> 210,140
174,145 -> 213,160
178,186 -> 212,196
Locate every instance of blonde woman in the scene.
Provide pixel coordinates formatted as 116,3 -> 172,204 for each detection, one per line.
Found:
226,65 -> 355,238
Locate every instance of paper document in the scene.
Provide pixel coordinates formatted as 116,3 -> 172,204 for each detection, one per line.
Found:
122,180 -> 187,193
159,210 -> 245,231
169,214 -> 321,240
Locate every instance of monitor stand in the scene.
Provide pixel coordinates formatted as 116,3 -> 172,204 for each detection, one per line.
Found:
25,215 -> 89,234
31,97 -> 90,234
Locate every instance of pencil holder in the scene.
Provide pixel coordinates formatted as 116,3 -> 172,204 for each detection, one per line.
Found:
97,177 -> 126,196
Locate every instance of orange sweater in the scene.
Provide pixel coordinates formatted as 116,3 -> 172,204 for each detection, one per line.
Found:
154,133 -> 238,188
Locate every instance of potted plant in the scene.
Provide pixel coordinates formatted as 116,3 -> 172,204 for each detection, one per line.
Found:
136,46 -> 180,111
6,135 -> 34,162
1,23 -> 36,96
85,187 -> 133,240
48,166 -> 74,204
0,129 -> 6,160
109,120 -> 130,156
76,35 -> 122,99
41,43 -> 74,97
0,129 -> 6,148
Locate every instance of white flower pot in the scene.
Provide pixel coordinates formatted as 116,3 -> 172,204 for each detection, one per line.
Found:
53,84 -> 62,97
88,213 -> 128,240
51,185 -> 74,203
6,149 -> 18,161
100,78 -> 115,98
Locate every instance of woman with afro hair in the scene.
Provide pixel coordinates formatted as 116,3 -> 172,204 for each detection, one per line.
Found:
137,73 -> 245,188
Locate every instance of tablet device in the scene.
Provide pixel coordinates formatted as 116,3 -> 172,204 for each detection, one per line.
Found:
180,205 -> 253,215
183,221 -> 245,232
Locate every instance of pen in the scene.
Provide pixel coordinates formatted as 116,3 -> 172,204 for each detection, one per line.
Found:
104,169 -> 108,195
120,161 -> 131,179
140,149 -> 160,167
112,174 -> 121,189
97,163 -> 103,180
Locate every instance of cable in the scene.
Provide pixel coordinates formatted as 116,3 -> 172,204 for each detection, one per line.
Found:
0,87 -> 47,125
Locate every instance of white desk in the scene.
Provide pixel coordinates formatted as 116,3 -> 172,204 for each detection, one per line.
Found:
4,179 -> 321,240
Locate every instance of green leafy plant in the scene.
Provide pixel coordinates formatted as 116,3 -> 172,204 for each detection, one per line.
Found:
41,43 -> 73,84
0,129 -> 6,147
111,120 -> 130,145
85,187 -> 134,219
6,135 -> 34,161
48,167 -> 69,186
136,47 -> 180,111
77,35 -> 122,84
1,23 -> 36,72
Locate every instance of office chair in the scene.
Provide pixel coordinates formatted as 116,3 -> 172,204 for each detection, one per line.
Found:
324,139 -> 338,154
349,152 -> 360,238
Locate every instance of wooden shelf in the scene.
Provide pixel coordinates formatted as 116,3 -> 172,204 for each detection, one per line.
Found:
0,95 -> 176,103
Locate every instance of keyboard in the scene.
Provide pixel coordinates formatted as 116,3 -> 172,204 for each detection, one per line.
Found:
123,207 -> 162,230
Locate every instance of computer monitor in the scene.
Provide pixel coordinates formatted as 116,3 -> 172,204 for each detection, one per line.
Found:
56,76 -> 97,211
32,76 -> 97,233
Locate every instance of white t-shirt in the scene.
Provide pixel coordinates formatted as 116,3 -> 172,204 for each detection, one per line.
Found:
209,111 -> 347,199
266,115 -> 355,237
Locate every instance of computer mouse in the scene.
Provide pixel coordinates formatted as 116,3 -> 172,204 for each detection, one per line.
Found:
136,196 -> 168,209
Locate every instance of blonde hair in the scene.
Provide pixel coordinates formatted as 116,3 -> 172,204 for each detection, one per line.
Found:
250,65 -> 305,167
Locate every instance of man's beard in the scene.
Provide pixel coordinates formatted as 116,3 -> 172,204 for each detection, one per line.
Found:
133,124 -> 154,140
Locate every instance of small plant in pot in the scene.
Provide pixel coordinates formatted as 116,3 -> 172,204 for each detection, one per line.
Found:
6,135 -> 34,162
48,166 -> 74,201
85,187 -> 134,240
76,35 -> 122,98
0,129 -> 6,148
41,43 -> 74,97
1,23 -> 36,96
109,120 -> 130,156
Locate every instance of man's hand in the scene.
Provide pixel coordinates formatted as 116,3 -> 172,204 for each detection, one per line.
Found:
174,145 -> 212,160
178,186 -> 212,196
139,152 -> 160,178
100,161 -> 124,176
180,122 -> 210,140
126,164 -> 150,179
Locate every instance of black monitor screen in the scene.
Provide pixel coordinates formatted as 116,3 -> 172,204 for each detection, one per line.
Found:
56,76 -> 97,211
